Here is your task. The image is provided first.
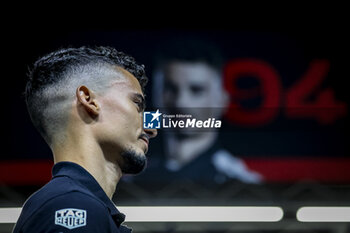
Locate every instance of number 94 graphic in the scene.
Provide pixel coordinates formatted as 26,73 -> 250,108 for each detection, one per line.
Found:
223,59 -> 347,126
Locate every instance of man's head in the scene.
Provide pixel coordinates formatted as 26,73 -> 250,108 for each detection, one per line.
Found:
153,37 -> 228,137
26,46 -> 156,174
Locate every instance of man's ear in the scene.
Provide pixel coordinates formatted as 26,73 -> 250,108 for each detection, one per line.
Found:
76,85 -> 100,117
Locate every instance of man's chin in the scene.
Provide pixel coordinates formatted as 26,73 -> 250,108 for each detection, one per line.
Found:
120,149 -> 147,175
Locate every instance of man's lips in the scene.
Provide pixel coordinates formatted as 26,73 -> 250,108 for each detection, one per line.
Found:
140,137 -> 149,145
139,134 -> 149,151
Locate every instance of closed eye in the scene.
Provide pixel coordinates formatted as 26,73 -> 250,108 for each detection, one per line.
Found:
132,93 -> 146,112
135,100 -> 146,112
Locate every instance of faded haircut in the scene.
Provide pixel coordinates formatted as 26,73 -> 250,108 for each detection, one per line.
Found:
25,46 -> 148,145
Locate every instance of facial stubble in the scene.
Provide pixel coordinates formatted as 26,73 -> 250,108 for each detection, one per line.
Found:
120,149 -> 147,174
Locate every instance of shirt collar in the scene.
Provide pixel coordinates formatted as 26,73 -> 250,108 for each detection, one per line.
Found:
52,161 -> 125,226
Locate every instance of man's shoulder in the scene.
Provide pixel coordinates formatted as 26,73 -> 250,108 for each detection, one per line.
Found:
23,176 -> 100,211
14,177 -> 107,232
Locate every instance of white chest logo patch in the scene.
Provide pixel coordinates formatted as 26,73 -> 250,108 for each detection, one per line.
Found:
55,208 -> 87,229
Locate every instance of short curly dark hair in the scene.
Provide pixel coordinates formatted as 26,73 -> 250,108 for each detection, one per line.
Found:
26,46 -> 148,98
26,46 -> 148,144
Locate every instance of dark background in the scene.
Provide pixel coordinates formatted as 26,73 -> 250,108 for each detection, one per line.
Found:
3,28 -> 349,161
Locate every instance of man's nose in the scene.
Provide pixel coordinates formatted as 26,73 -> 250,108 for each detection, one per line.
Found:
144,128 -> 158,139
175,90 -> 192,108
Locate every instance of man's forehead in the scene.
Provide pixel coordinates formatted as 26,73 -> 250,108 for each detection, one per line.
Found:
111,66 -> 143,94
165,62 -> 220,83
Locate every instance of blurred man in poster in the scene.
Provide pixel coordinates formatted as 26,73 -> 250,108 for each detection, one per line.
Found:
138,37 -> 263,186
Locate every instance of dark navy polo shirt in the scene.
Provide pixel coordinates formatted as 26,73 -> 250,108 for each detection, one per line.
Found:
13,162 -> 132,233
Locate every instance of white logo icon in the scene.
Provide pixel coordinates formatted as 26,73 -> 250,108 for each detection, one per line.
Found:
55,208 -> 87,230
143,109 -> 162,129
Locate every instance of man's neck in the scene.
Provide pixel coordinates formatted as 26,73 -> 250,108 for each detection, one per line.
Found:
52,136 -> 122,199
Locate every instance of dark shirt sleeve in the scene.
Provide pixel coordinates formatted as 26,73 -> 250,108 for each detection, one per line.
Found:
19,191 -> 119,233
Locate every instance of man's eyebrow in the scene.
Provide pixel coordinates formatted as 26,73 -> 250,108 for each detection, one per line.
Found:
133,93 -> 147,111
133,93 -> 146,102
